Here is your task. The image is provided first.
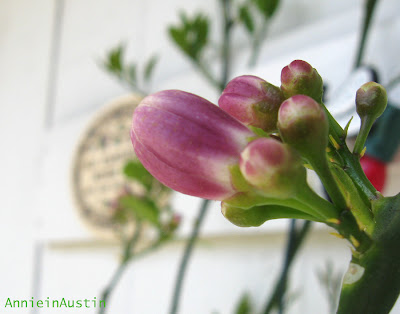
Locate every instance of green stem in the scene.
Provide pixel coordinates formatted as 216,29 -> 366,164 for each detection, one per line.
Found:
192,58 -> 221,89
321,102 -> 379,201
354,0 -> 379,68
340,145 -> 379,201
337,195 -> 400,314
168,3 -> 233,312
220,0 -> 233,90
98,223 -> 142,314
263,220 -> 312,314
295,185 -> 339,221
353,116 -> 375,155
169,200 -> 209,314
330,164 -> 375,235
248,19 -> 269,68
310,155 -> 348,211
387,74 -> 400,90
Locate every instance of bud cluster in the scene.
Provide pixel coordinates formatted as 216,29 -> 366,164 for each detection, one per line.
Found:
130,59 -> 385,232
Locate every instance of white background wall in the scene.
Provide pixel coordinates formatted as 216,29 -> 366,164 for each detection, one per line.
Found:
1,0 -> 400,313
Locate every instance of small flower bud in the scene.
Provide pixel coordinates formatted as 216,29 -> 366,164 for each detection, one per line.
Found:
131,90 -> 254,200
239,138 -> 306,198
281,60 -> 323,103
278,95 -> 329,159
218,75 -> 284,132
356,81 -> 387,121
165,213 -> 182,233
353,82 -> 388,155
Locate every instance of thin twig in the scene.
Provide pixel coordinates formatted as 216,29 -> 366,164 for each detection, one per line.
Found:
249,19 -> 269,68
354,0 -> 379,68
220,0 -> 233,90
168,200 -> 210,314
263,220 -> 312,314
98,223 -> 143,314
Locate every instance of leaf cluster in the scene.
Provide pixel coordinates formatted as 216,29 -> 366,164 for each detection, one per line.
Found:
113,160 -> 178,239
169,12 -> 209,61
102,44 -> 158,94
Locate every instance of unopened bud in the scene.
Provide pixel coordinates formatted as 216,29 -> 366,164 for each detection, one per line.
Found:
131,90 -> 255,200
356,81 -> 387,121
278,94 -> 329,160
239,138 -> 306,198
219,75 -> 284,132
281,60 -> 323,103
353,82 -> 388,156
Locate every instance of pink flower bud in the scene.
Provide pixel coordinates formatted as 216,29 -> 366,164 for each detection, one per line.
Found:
131,90 -> 254,200
239,138 -> 306,198
278,94 -> 328,158
281,60 -> 323,103
218,75 -> 284,132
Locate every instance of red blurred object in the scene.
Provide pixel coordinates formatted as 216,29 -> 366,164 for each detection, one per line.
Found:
360,154 -> 387,192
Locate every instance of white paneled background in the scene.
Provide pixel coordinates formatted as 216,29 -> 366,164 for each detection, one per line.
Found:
1,0 -> 400,313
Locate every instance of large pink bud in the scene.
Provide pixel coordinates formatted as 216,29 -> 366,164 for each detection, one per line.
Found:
131,90 -> 254,200
218,75 -> 284,132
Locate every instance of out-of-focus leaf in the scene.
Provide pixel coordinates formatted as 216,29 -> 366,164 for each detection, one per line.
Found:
123,160 -> 153,190
193,14 -> 209,53
169,26 -> 189,54
252,0 -> 280,18
144,55 -> 158,82
119,195 -> 160,227
168,12 -> 209,60
107,45 -> 124,73
127,64 -> 137,83
234,293 -> 252,314
239,5 -> 255,34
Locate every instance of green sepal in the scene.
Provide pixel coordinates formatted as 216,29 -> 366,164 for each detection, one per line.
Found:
221,202 -> 317,227
247,125 -> 270,138
223,191 -> 272,209
229,164 -> 252,193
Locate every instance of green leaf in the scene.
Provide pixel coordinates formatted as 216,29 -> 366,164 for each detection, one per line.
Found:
169,26 -> 189,54
107,45 -> 124,73
119,195 -> 160,227
168,12 -> 209,60
239,5 -> 255,34
127,64 -> 137,83
144,55 -> 158,82
234,293 -> 252,314
252,0 -> 280,18
123,160 -> 153,190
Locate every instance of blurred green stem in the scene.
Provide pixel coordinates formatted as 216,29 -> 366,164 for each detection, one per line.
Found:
263,220 -> 312,314
249,19 -> 269,67
169,200 -> 209,314
169,2 -> 233,314
354,0 -> 379,68
98,222 -> 142,314
220,0 -> 233,90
